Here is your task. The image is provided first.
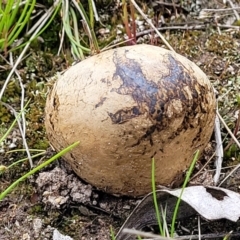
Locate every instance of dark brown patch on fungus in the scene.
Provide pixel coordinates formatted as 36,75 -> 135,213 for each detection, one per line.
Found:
110,51 -> 214,147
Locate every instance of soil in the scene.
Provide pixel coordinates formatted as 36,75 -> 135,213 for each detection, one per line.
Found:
0,1 -> 240,239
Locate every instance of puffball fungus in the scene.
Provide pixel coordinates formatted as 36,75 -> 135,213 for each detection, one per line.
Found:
45,44 -> 216,197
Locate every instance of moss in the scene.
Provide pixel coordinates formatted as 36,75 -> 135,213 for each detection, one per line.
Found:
28,204 -> 44,214
0,104 -> 12,124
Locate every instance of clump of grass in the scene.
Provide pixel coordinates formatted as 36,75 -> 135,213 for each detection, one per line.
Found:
0,111 -> 79,201
0,100 -> 79,200
60,0 -> 99,60
0,0 -> 36,53
151,150 -> 200,237
0,141 -> 79,200
170,150 -> 199,237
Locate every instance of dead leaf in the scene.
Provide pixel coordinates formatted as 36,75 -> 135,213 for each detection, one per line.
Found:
116,186 -> 240,240
163,186 -> 240,222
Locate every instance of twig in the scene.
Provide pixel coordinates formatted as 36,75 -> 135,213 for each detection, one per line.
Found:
130,0 -> 175,52
177,232 -> 240,239
198,216 -> 201,240
8,53 -> 26,137
218,24 -> 240,29
190,151 -> 215,182
57,25 -> 65,56
202,7 -> 240,12
1,102 -> 33,167
122,228 -> 240,240
122,228 -> 175,240
90,0 -> 99,22
224,109 -> 240,151
101,38 -> 135,51
226,0 -> 240,20
156,1 -> 180,7
135,24 -> 239,38
216,110 -> 240,186
214,16 -> 222,35
218,162 -> 240,187
216,111 -> 240,149
213,114 -> 223,184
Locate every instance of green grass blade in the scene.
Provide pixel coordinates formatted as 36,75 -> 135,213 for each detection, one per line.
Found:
0,116 -> 18,144
0,0 -> 15,48
7,0 -> 36,47
70,7 -> 84,59
152,157 -> 164,236
88,0 -> 94,29
0,141 -> 79,200
11,1 -> 61,52
7,0 -> 21,31
0,0 -> 15,31
110,226 -> 116,240
62,4 -> 90,54
0,99 -> 30,144
170,150 -> 199,237
0,0 -> 20,48
7,151 -> 46,169
76,1 -> 99,52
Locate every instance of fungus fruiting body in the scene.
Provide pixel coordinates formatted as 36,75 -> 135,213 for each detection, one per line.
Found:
45,44 -> 216,197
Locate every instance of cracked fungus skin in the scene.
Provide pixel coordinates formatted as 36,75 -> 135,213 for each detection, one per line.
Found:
45,44 -> 216,197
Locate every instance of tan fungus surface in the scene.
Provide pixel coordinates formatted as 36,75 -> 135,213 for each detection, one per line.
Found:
45,44 -> 216,196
